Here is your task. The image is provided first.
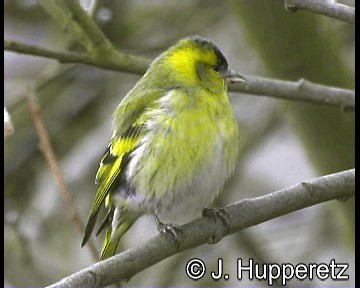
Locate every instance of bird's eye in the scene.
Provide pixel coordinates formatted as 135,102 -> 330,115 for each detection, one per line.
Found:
213,65 -> 220,72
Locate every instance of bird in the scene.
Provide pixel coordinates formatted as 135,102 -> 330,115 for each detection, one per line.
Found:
81,35 -> 245,260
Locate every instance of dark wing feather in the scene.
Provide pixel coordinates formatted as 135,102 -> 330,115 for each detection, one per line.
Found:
81,124 -> 145,247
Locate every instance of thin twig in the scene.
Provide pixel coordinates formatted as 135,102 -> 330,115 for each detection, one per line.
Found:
27,94 -> 98,260
4,40 -> 354,110
46,169 -> 354,287
285,0 -> 355,23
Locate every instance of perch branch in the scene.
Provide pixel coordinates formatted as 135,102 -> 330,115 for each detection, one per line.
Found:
46,169 -> 354,287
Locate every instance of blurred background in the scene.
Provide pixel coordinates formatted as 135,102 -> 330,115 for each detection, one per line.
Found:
4,0 -> 354,286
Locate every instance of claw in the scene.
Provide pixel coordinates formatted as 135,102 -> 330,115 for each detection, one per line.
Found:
154,215 -> 183,246
202,207 -> 230,229
202,208 -> 231,244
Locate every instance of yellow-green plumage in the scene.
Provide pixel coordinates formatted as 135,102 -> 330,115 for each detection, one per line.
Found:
81,36 -> 244,260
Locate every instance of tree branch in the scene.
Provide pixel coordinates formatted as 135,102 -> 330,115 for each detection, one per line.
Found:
63,0 -> 115,55
285,0 -> 355,23
4,40 -> 354,111
4,40 -> 150,75
46,169 -> 354,287
38,0 -> 151,74
233,76 -> 354,111
37,0 -> 94,53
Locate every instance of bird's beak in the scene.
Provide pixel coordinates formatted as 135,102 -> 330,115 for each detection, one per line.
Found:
224,69 -> 246,84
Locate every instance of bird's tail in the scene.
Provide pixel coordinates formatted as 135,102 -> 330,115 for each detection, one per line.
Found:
99,214 -> 137,260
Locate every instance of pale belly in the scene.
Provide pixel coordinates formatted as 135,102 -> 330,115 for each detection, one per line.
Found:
119,137 -> 231,224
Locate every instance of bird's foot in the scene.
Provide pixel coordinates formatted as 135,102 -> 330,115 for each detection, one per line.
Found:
154,215 -> 183,246
202,207 -> 230,244
202,207 -> 230,228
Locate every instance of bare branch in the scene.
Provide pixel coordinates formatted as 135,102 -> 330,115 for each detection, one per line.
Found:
62,0 -> 115,55
233,76 -> 355,111
4,40 -> 150,75
285,0 -> 355,23
46,169 -> 354,287
4,40 -> 354,110
37,0 -> 94,53
27,94 -> 99,260
38,0 -> 150,74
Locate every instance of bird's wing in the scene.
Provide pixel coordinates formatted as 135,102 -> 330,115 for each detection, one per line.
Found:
113,88 -> 164,135
81,123 -> 146,247
81,88 -> 166,247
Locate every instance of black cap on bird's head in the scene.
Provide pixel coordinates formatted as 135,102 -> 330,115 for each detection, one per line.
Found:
190,36 -> 228,69
187,36 -> 246,83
